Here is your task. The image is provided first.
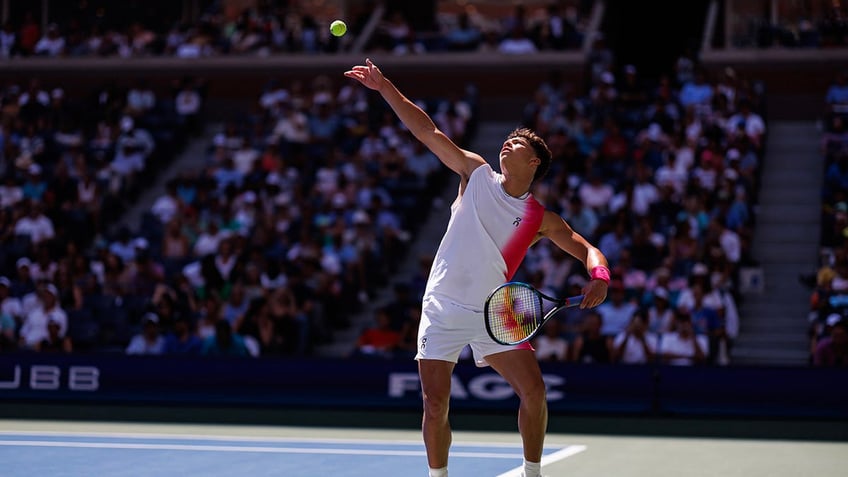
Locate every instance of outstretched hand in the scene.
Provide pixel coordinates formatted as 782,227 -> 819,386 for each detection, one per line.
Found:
344,58 -> 386,91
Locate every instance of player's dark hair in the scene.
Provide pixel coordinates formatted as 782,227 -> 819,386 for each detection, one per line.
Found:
507,128 -> 552,181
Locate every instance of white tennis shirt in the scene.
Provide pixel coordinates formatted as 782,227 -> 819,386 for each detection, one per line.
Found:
424,164 -> 545,310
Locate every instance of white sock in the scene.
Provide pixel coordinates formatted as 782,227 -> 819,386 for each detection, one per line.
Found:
428,466 -> 447,477
523,459 -> 541,477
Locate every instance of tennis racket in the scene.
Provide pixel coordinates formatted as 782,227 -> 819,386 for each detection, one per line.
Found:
484,282 -> 584,346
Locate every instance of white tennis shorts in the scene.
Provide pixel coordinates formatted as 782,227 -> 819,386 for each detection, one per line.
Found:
415,294 -> 531,367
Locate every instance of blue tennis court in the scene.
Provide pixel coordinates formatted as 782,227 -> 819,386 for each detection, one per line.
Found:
1,419 -> 845,477
0,426 -> 585,477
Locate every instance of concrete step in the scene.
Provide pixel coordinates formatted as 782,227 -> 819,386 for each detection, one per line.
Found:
740,296 -> 810,308
733,332 -> 808,347
738,321 -> 809,335
737,321 -> 809,335
754,214 -> 819,226
740,294 -> 809,306
757,243 -> 821,254
756,194 -> 819,206
738,303 -> 808,318
730,346 -> 810,366
767,125 -> 819,135
759,162 -> 820,176
759,175 -> 823,189
754,248 -> 819,262
753,225 -> 820,241
757,203 -> 822,216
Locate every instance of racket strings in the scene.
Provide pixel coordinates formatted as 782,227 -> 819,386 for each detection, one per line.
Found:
487,284 -> 544,344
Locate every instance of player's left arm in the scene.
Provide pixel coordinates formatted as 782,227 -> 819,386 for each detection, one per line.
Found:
538,210 -> 609,308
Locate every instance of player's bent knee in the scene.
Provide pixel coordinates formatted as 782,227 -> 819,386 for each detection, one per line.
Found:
515,380 -> 547,406
422,392 -> 451,418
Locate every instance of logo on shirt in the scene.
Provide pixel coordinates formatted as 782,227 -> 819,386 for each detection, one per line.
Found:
513,217 -> 522,227
420,337 -> 427,351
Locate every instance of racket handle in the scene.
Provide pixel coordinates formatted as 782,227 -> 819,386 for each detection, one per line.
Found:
566,295 -> 585,306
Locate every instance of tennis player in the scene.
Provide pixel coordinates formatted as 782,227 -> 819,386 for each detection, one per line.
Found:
345,59 -> 610,477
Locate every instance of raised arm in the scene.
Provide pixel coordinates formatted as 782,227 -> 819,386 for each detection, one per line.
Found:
344,59 -> 484,180
538,210 -> 609,308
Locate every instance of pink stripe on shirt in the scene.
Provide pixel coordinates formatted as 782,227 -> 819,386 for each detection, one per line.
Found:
501,197 -> 544,280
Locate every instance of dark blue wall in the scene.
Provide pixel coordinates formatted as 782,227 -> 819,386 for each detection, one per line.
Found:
1,353 -> 845,419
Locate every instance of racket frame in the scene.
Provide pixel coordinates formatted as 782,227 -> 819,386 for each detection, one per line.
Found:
484,281 -> 584,346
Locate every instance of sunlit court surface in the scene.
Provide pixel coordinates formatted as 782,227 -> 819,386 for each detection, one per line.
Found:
0,420 -> 844,477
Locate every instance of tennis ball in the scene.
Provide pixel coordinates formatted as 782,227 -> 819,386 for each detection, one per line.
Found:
330,20 -> 347,37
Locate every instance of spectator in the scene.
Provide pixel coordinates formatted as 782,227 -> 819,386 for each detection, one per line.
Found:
532,319 -> 569,362
18,13 -> 40,55
647,287 -> 675,333
125,79 -> 156,117
660,312 -> 708,365
725,98 -> 767,151
0,276 -> 22,325
14,199 -> 55,246
578,171 -> 614,214
34,23 -> 65,57
586,33 -> 614,85
498,26 -> 537,54
126,312 -> 166,355
193,220 -> 228,258
21,163 -> 48,201
445,12 -> 481,52
201,319 -> 250,357
0,307 -> 15,350
611,309 -> 657,364
571,311 -> 612,363
353,307 -> 401,358
111,116 -> 155,193
596,281 -> 638,337
151,180 -> 182,224
163,315 -> 202,355
34,317 -> 73,352
825,71 -> 848,119
19,284 -> 67,349
813,318 -> 848,367
392,31 -> 426,55
11,258 -> 36,299
0,175 -> 24,209
175,77 -> 204,134
222,281 -> 249,327
563,195 -> 599,240
0,22 -> 17,58
678,68 -> 713,116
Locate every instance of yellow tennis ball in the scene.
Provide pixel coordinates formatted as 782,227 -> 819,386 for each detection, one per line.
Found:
330,20 -> 347,37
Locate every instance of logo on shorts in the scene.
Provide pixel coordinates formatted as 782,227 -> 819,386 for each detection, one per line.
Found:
513,217 -> 522,227
420,337 -> 427,351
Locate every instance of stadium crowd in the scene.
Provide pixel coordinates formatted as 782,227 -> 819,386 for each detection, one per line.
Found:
0,64 -> 475,358
4,1 -> 848,60
0,2 -> 590,59
805,70 -> 848,366
0,76 -> 201,354
10,3 -> 840,367
353,56 -> 767,367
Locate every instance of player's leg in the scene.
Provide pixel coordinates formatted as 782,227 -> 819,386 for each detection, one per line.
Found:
484,349 -> 548,463
418,358 -> 455,474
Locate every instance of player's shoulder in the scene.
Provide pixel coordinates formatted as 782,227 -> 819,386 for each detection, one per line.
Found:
466,160 -> 492,182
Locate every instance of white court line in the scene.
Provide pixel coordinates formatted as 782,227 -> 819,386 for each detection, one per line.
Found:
496,445 -> 588,477
0,430 -> 525,448
0,440 -> 522,459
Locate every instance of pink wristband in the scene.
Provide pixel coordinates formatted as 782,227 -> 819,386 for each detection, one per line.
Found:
590,266 -> 611,285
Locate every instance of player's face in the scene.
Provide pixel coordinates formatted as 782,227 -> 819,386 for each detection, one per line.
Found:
499,137 -> 536,168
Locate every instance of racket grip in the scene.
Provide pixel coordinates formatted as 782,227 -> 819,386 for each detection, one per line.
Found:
567,295 -> 585,306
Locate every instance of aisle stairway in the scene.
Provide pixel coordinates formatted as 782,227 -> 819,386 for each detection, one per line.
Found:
731,121 -> 823,366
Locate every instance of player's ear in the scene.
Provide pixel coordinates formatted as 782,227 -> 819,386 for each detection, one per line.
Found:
529,156 -> 541,167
